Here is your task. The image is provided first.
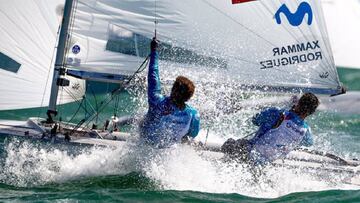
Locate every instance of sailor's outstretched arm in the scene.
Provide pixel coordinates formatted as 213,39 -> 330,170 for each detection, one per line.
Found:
252,107 -> 282,126
148,39 -> 163,106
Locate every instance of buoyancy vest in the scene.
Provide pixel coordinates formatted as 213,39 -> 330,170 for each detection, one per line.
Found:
250,111 -> 308,163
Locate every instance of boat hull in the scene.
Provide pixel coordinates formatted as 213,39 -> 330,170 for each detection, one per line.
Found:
0,118 -> 359,186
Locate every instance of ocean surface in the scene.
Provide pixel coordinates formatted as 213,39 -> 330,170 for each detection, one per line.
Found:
0,67 -> 359,202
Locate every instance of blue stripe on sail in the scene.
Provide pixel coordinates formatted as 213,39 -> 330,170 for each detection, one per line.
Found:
0,52 -> 21,73
67,69 -> 130,83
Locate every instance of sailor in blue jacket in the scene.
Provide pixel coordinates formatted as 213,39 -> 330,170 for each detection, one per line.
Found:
140,38 -> 200,148
221,93 -> 319,164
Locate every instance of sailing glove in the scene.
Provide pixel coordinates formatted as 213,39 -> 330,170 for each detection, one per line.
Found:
151,37 -> 159,52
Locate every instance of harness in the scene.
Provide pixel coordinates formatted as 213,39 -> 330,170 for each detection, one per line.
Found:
250,111 -> 308,163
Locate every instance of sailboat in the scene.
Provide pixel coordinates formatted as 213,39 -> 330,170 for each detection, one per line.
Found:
0,0 -> 359,185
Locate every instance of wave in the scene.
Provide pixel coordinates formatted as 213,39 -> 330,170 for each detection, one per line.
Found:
0,137 -> 359,199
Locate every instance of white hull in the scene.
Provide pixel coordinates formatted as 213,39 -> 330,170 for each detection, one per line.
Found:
0,118 -> 131,147
0,118 -> 359,186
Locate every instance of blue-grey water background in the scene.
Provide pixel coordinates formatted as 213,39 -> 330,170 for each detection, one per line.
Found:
0,67 -> 359,202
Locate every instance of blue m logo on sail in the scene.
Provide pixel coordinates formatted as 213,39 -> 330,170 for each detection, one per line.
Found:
275,2 -> 313,26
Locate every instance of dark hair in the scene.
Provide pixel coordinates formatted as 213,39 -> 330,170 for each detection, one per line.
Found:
298,93 -> 319,115
171,76 -> 195,103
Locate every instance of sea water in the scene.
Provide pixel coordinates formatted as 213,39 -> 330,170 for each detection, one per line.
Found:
0,68 -> 359,202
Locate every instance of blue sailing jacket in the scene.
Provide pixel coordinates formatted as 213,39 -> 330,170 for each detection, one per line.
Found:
140,51 -> 200,148
249,107 -> 313,163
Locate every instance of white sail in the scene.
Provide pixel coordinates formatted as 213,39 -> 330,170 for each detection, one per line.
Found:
321,0 -> 360,69
0,0 -> 85,111
65,0 -> 152,78
67,0 -> 342,95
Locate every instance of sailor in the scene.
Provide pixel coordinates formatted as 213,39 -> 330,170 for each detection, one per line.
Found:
140,38 -> 200,148
221,93 -> 319,165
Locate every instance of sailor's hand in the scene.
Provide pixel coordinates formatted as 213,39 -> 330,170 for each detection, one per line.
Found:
151,37 -> 159,51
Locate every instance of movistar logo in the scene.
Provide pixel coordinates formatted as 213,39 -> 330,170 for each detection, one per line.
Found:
275,2 -> 313,26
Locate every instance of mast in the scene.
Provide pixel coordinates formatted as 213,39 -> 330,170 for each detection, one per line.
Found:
47,0 -> 74,123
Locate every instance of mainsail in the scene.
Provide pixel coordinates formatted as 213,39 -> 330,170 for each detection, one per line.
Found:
66,0 -> 343,95
0,0 -> 85,111
0,0 -> 343,111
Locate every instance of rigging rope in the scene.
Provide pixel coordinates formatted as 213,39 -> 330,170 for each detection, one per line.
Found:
112,56 -> 150,115
89,86 -> 99,124
111,0 -> 157,117
61,87 -> 91,125
70,56 -> 150,134
65,0 -> 154,133
66,96 -> 85,124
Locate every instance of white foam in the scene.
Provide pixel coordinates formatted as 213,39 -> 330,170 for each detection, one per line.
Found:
0,139 -> 138,186
140,144 -> 360,198
1,138 -> 359,198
